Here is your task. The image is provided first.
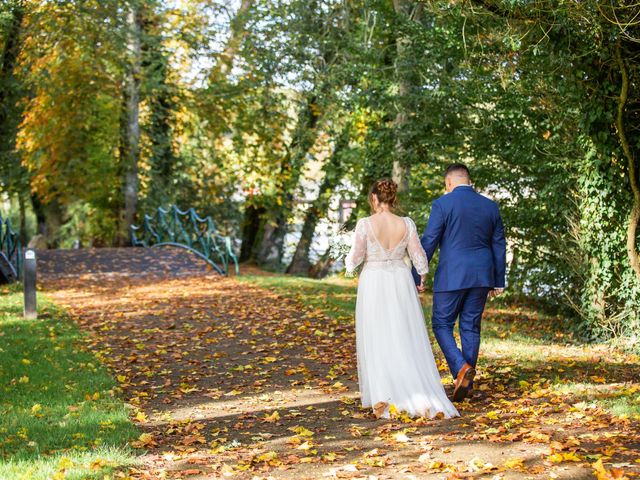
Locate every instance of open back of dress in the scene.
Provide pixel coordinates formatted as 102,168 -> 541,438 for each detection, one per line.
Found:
345,216 -> 459,419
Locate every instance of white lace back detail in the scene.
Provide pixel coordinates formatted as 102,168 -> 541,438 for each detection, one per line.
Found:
345,216 -> 428,276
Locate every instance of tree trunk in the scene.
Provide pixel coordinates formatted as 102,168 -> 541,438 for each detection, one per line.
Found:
309,248 -> 334,279
0,1 -> 23,113
239,201 -> 265,262
255,93 -> 323,268
18,193 -> 27,245
209,0 -> 254,82
117,4 -> 142,246
141,6 -> 177,206
255,216 -> 288,268
30,194 -> 64,248
0,1 -> 29,200
286,204 -> 320,275
614,43 -> 640,279
254,2 -> 340,268
31,194 -> 46,237
392,1 -> 423,193
287,130 -> 349,275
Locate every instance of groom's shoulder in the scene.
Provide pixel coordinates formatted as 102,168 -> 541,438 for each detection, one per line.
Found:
433,193 -> 449,205
439,189 -> 499,210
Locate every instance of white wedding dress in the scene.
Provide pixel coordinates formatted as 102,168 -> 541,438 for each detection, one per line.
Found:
345,216 -> 459,419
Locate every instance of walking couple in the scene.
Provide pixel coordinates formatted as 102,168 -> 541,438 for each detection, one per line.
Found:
345,163 -> 506,419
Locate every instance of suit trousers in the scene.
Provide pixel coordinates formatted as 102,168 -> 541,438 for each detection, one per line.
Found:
431,287 -> 491,379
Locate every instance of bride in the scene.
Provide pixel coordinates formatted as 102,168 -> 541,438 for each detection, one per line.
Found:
345,179 -> 459,419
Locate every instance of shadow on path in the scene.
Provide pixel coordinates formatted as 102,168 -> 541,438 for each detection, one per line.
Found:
37,248 -> 639,479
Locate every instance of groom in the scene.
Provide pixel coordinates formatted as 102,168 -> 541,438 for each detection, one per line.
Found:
413,163 -> 506,402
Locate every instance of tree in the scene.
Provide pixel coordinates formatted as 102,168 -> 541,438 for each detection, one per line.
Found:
0,0 -> 29,241
391,0 -> 423,193
287,127 -> 351,274
117,1 -> 143,246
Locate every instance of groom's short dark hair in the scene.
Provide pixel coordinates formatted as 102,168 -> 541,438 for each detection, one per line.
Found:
445,163 -> 470,179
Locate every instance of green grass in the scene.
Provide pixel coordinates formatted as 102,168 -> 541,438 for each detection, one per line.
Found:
0,284 -> 138,480
240,273 -> 357,322
239,272 -> 640,419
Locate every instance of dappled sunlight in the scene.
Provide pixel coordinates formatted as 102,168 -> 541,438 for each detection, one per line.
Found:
30,250 -> 640,479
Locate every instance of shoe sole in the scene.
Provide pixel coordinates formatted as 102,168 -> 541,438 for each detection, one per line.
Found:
452,367 -> 476,402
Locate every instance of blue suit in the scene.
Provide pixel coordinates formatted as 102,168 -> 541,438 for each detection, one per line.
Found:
413,185 -> 506,379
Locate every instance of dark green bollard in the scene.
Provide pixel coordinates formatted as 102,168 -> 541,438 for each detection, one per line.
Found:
23,249 -> 37,320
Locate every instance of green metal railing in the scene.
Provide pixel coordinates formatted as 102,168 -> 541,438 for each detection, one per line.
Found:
0,213 -> 22,282
130,205 -> 239,276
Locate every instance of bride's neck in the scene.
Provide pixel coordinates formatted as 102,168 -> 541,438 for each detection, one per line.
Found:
374,205 -> 392,214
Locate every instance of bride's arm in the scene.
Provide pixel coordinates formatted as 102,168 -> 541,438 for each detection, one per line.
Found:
407,218 -> 429,278
345,219 -> 367,276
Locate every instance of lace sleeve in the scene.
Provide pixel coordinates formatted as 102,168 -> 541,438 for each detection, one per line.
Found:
345,219 -> 367,276
406,218 -> 429,275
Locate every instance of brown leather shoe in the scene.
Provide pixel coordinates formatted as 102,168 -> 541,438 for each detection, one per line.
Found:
452,363 -> 476,402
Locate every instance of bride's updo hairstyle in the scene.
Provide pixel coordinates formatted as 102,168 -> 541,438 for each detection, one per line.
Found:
369,178 -> 398,211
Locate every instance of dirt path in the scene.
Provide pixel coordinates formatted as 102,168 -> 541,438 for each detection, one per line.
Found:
37,248 -> 639,479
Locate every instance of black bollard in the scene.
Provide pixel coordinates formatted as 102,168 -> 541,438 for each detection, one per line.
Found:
23,249 -> 37,320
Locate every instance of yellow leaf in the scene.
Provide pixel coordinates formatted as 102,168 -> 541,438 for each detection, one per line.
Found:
548,453 -> 564,463
504,458 -> 525,469
57,456 -> 74,471
593,459 -> 607,477
486,410 -> 500,420
90,458 -> 108,470
263,411 -> 280,423
323,452 -> 337,462
220,463 -> 235,477
256,451 -> 278,462
134,411 -> 148,423
131,432 -> 156,448
288,425 -> 314,437
18,376 -> 29,384
426,460 -> 445,471
563,452 -> 582,462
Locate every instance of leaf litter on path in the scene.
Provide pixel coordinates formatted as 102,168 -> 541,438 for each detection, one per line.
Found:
38,248 -> 640,479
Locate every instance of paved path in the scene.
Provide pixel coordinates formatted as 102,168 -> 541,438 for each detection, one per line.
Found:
37,247 -> 213,279
37,248 -> 640,480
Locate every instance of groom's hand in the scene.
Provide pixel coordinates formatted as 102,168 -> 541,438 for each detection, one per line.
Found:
489,288 -> 504,298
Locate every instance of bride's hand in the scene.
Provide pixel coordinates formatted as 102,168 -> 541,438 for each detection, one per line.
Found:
417,276 -> 427,293
489,288 -> 504,298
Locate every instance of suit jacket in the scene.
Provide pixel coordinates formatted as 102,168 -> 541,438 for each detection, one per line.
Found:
414,185 -> 506,292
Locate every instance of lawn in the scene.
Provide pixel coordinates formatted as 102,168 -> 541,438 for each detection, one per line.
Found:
0,284 -> 138,480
